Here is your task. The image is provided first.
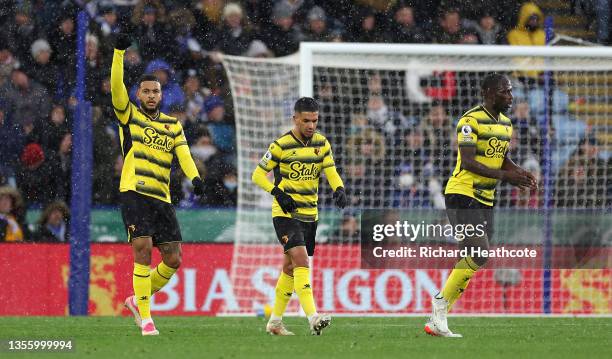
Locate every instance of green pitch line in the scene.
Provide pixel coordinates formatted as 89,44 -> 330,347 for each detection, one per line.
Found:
0,317 -> 610,359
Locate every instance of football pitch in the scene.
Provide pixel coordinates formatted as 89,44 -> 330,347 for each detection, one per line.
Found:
0,317 -> 610,358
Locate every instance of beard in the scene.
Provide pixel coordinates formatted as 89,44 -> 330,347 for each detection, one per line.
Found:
141,101 -> 160,114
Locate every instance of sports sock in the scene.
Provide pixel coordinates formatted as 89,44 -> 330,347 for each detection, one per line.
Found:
133,263 -> 152,320
150,261 -> 177,294
271,271 -> 294,320
441,257 -> 480,311
293,267 -> 317,318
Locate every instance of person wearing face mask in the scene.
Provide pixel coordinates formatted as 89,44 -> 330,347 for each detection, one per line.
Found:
196,166 -> 238,207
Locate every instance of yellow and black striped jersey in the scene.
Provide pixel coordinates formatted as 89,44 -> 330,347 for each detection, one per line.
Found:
253,131 -> 344,222
111,49 -> 199,203
445,105 -> 513,206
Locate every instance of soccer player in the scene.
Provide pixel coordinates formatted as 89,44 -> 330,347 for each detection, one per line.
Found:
252,97 -> 347,335
111,34 -> 205,336
425,73 -> 537,337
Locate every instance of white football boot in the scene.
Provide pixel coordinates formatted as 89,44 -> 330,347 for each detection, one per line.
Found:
424,296 -> 462,338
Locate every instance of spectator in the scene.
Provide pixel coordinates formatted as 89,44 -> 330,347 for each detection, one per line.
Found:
167,7 -> 198,67
130,59 -> 185,113
47,132 -> 72,203
0,185 -> 25,242
40,104 -> 70,154
199,165 -> 238,207
505,4 -> 545,79
386,3 -> 428,43
556,135 -> 611,208
366,95 -> 410,139
2,5 -> 39,64
347,7 -> 383,43
132,3 -> 175,63
420,102 -> 453,180
192,0 -> 224,51
303,6 -> 332,42
0,42 -> 20,87
25,39 -> 59,95
203,95 -> 235,155
92,106 -> 119,204
214,3 -> 255,56
189,126 -> 226,180
507,2 -> 546,46
433,8 -> 465,44
32,200 -> 70,243
85,34 -> 105,101
0,101 -> 23,186
261,2 -> 302,57
123,46 -> 144,87
49,12 -> 77,93
182,73 -> 207,134
327,212 -> 360,243
15,142 -> 57,205
93,4 -> 124,57
464,12 -> 505,45
1,68 -> 51,129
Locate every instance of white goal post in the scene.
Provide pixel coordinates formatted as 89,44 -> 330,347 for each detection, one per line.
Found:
221,43 -> 612,316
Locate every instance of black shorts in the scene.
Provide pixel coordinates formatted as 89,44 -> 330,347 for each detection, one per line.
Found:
119,191 -> 182,246
273,217 -> 317,256
445,194 -> 494,241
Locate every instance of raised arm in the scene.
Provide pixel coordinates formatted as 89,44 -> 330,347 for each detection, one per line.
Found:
110,34 -> 133,125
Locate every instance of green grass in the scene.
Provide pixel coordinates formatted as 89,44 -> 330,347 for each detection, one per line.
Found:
0,317 -> 610,359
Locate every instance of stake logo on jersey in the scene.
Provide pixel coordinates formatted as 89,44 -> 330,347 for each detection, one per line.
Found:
446,105 -> 513,206
258,131 -> 336,221
288,162 -> 321,181
143,127 -> 174,152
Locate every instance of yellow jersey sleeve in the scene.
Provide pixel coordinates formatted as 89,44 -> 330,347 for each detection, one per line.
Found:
252,142 -> 282,193
257,142 -> 282,172
174,124 -> 199,180
110,49 -> 131,125
456,116 -> 479,147
321,140 -> 344,190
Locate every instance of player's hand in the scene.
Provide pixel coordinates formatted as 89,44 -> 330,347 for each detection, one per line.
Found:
502,170 -> 535,190
114,33 -> 132,50
271,187 -> 297,214
333,187 -> 347,209
192,177 -> 205,196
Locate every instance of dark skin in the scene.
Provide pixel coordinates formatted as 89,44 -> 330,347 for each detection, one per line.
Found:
136,80 -> 162,118
282,111 -> 319,275
459,78 -> 538,190
132,237 -> 182,269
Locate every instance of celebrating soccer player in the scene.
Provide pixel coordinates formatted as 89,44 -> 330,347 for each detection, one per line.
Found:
111,34 -> 205,336
252,97 -> 347,335
425,73 -> 537,337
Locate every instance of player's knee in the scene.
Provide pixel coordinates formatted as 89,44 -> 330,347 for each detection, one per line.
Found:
134,249 -> 152,265
165,254 -> 182,269
283,263 -> 294,275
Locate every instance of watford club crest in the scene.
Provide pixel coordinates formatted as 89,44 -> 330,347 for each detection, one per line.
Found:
314,147 -> 320,156
282,235 -> 289,244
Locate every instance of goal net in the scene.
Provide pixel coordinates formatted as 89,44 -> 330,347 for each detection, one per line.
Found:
221,44 -> 612,315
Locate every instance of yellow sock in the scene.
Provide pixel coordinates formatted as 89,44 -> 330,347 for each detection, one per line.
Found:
133,263 -> 152,320
441,257 -> 479,311
151,261 -> 177,294
272,271 -> 294,319
293,267 -> 316,317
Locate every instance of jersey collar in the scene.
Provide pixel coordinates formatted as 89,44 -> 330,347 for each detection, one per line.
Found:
138,107 -> 160,121
289,130 -> 311,146
481,105 -> 500,123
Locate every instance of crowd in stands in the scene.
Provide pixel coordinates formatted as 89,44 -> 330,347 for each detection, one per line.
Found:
0,0 -> 610,242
